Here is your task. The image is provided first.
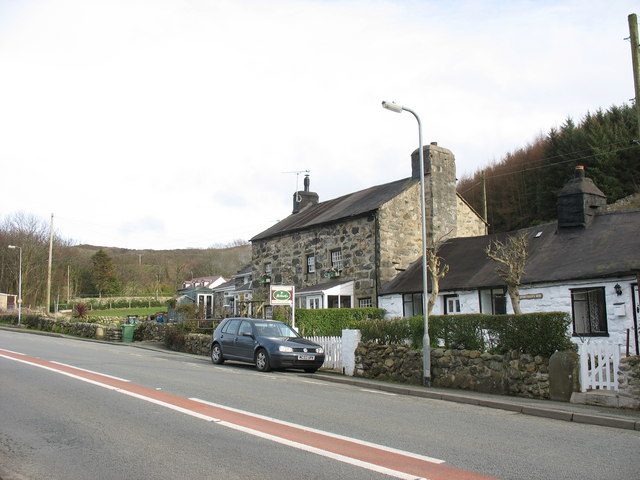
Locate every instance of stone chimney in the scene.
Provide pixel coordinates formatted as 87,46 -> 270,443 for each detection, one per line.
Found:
411,142 -> 458,241
557,166 -> 606,228
292,174 -> 319,214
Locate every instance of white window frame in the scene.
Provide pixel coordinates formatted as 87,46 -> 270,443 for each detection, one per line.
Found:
445,295 -> 461,314
359,297 -> 372,308
307,254 -> 316,273
331,249 -> 343,270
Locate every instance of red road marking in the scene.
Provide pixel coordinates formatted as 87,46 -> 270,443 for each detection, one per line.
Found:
0,349 -> 500,480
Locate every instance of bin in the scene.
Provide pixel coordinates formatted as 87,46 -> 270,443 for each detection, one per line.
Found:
122,324 -> 135,343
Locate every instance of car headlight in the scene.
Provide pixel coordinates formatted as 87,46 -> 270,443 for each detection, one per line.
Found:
278,345 -> 293,352
316,347 -> 324,354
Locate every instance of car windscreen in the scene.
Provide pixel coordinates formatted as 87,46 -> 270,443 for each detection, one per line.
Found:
253,322 -> 299,338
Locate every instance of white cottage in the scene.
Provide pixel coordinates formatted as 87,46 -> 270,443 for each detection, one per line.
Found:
379,166 -> 640,354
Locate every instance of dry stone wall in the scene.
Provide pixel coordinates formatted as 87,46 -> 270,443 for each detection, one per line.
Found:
618,356 -> 640,409
355,342 -> 551,400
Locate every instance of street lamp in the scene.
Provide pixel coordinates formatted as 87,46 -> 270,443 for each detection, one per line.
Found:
382,100 -> 431,386
8,245 -> 22,326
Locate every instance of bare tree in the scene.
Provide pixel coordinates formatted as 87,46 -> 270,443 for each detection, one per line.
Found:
426,233 -> 450,315
485,232 -> 529,314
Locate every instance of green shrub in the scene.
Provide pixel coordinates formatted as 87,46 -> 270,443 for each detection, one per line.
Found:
164,326 -> 187,351
483,312 -> 575,357
354,317 -> 412,346
293,308 -> 386,336
429,314 -> 486,351
362,312 -> 573,357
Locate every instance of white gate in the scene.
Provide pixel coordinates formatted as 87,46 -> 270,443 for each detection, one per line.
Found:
578,342 -> 622,392
307,336 -> 342,371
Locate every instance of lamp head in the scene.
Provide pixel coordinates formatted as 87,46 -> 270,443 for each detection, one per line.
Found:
8,245 -> 16,249
382,100 -> 403,113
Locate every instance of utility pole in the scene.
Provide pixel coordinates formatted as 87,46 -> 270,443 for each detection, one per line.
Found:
481,170 -> 488,224
629,13 -> 640,139
67,265 -> 71,304
46,213 -> 54,314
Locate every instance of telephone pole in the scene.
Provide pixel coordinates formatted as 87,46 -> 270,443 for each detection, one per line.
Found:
629,13 -> 640,139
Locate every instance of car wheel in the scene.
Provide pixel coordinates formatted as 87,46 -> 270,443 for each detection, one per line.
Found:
304,368 -> 318,373
211,343 -> 224,365
255,349 -> 271,372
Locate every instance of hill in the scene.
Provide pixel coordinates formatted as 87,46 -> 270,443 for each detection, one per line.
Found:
66,243 -> 252,297
457,103 -> 640,233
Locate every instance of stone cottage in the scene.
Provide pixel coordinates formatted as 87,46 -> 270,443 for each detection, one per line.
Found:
250,144 -> 486,312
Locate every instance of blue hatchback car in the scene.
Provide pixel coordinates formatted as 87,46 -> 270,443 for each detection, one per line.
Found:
210,317 -> 325,373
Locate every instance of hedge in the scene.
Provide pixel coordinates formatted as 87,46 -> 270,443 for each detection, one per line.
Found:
427,312 -> 574,357
273,308 -> 385,336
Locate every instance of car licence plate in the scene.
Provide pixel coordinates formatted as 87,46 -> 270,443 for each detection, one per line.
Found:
297,354 -> 315,361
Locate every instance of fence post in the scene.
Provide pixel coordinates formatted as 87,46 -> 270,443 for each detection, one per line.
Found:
341,329 -> 361,376
578,343 -> 588,392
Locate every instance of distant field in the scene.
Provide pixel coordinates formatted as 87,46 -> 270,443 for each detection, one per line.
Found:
87,307 -> 164,318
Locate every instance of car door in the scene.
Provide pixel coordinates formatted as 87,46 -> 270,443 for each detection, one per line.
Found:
220,318 -> 241,357
235,320 -> 256,361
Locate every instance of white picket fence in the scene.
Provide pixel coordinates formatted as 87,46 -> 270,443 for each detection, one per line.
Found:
578,342 -> 622,392
307,335 -> 343,371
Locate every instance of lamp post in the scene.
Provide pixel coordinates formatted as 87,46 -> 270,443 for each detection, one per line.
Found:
382,100 -> 431,386
8,245 -> 22,326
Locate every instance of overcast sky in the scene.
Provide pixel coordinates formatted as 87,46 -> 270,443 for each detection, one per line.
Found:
0,0 -> 636,250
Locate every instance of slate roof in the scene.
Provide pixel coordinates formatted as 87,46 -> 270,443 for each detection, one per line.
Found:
251,177 -> 418,241
380,209 -> 640,295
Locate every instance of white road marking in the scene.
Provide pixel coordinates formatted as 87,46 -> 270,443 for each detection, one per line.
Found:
190,397 -> 445,465
216,418 -> 428,480
359,388 -> 398,396
51,361 -> 131,382
1,350 -> 482,480
301,380 -> 325,385
2,353 -> 220,423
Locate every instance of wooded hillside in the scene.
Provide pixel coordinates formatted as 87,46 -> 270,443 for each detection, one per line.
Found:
457,103 -> 640,233
0,213 -> 251,308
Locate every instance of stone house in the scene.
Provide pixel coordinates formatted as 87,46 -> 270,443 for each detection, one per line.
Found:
379,166 -> 640,353
250,144 -> 487,311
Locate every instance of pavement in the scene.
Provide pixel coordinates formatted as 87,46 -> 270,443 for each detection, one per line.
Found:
2,325 -> 640,431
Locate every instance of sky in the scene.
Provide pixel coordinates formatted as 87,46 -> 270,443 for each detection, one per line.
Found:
0,0 -> 636,250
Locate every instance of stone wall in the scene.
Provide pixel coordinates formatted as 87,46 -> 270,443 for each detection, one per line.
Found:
355,342 -> 551,400
456,195 -> 488,237
354,342 -> 423,384
181,333 -> 211,356
618,356 -> 640,408
252,215 -> 378,304
377,184 -> 422,284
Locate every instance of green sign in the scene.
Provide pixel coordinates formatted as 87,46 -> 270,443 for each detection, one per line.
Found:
270,285 -> 294,305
